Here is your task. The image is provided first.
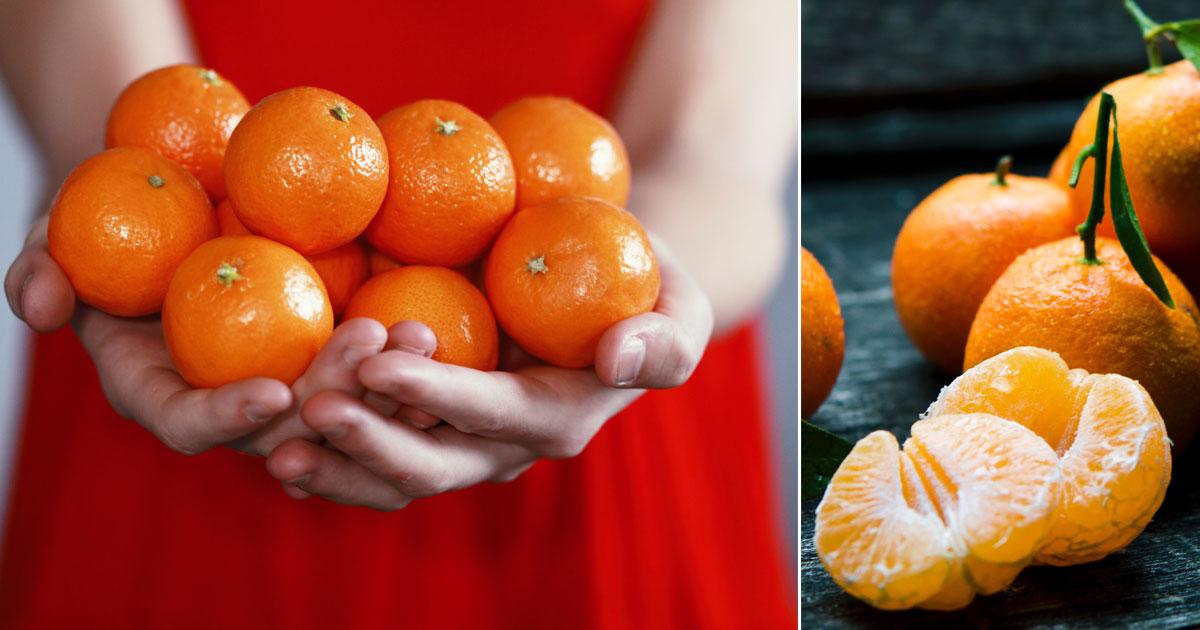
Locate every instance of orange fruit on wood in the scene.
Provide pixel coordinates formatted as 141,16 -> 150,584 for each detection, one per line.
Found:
928,347 -> 1171,566
801,247 -> 844,418
964,237 -> 1200,449
217,199 -> 366,318
1050,60 -> 1200,262
48,147 -> 216,316
815,412 -> 1061,610
490,96 -> 630,209
224,87 -> 388,255
484,198 -> 659,368
365,100 -> 515,266
105,64 -> 249,200
344,266 -> 498,371
163,235 -> 333,388
892,161 -> 1075,373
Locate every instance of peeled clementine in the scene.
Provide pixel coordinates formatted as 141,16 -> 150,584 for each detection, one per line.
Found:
106,64 -> 249,200
344,266 -> 498,371
224,87 -> 388,255
490,96 -> 630,209
163,236 -> 333,388
484,198 -> 659,368
365,100 -> 515,266
48,147 -> 216,317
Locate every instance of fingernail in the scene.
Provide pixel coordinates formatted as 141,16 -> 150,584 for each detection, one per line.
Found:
286,474 -> 311,486
396,343 -> 433,358
614,335 -> 646,386
244,405 -> 275,423
342,344 -> 379,367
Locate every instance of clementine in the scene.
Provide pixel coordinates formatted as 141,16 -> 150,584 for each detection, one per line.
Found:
343,266 -> 498,371
48,147 -> 216,316
105,64 -> 249,200
224,87 -> 388,255
484,197 -> 659,368
801,247 -> 844,418
162,235 -> 333,388
490,96 -> 630,209
365,100 -> 515,266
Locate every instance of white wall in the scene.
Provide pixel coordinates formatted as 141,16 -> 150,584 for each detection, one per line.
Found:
0,87 -> 38,519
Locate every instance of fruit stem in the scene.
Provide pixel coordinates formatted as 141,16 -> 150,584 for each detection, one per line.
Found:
435,117 -> 462,136
991,155 -> 1012,187
1124,0 -> 1165,74
216,262 -> 244,287
527,256 -> 548,275
329,103 -> 352,122
1073,93 -> 1114,266
147,175 -> 165,188
200,68 -> 223,86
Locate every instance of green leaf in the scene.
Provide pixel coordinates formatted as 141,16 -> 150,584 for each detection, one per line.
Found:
1169,19 -> 1200,72
801,420 -> 853,501
1108,112 -> 1175,308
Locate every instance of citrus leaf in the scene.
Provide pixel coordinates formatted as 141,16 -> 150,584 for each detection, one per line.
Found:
1169,19 -> 1200,72
801,420 -> 853,501
1108,112 -> 1175,308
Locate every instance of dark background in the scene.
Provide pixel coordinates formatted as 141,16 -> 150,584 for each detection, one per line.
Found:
801,1 -> 1200,626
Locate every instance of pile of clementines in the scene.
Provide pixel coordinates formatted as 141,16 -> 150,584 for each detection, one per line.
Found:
805,0 -> 1200,612
48,64 -> 660,388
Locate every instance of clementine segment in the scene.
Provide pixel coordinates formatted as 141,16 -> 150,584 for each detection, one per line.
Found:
801,248 -> 844,417
224,87 -> 388,255
490,96 -> 630,208
105,64 -> 249,200
892,163 -> 1075,373
344,266 -> 498,371
964,237 -> 1200,450
48,147 -> 216,317
162,236 -> 333,388
484,198 -> 659,368
365,100 -> 515,266
928,347 -> 1172,566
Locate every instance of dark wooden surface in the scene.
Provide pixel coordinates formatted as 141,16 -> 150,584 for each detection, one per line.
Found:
799,159 -> 1200,628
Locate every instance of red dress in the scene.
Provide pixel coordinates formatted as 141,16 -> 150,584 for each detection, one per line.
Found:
0,1 -> 795,628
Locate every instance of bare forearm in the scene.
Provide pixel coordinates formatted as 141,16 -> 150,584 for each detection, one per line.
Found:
0,0 -> 195,182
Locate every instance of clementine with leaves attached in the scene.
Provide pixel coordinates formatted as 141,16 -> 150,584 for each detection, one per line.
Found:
344,266 -> 498,371
801,247 -> 844,418
485,197 -> 659,368
163,236 -> 333,388
224,87 -> 388,255
365,100 -> 515,266
48,147 -> 216,316
490,96 -> 630,209
892,157 -> 1075,373
106,64 -> 249,200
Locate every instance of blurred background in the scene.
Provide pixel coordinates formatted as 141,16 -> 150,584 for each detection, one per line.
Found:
802,0 -> 1198,624
0,85 -> 800,561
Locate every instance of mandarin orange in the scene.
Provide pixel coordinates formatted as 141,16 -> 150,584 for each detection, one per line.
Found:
48,147 -> 216,316
801,247 -> 844,417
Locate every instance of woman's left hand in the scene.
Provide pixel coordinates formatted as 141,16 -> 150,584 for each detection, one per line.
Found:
265,239 -> 714,510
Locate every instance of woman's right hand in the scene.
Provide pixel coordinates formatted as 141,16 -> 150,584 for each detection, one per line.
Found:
4,215 -> 388,456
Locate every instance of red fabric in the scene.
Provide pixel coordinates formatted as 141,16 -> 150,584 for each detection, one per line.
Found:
0,1 -> 795,627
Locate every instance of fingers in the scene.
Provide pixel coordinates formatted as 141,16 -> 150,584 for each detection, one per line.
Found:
290,391 -> 531,504
235,317 -> 389,455
154,377 -> 294,455
5,218 -> 75,332
267,439 -> 410,510
594,237 -> 714,389
385,319 -> 437,357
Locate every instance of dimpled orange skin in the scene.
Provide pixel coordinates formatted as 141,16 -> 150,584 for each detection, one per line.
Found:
892,173 -> 1075,374
484,198 -> 659,369
801,248 -> 844,418
965,237 -> 1200,450
217,199 -> 366,317
105,64 -> 249,200
1050,61 -> 1200,262
224,87 -> 388,255
365,100 -> 515,266
162,236 -> 333,388
490,96 -> 630,209
48,147 -> 217,316
343,266 -> 498,371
